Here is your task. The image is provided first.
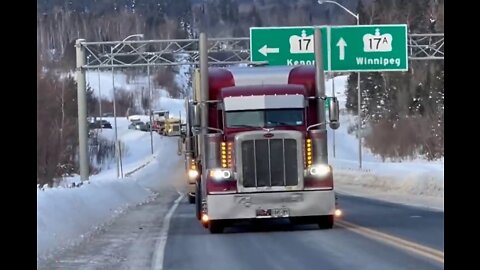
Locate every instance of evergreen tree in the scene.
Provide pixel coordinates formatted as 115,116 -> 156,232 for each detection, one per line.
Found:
345,72 -> 359,114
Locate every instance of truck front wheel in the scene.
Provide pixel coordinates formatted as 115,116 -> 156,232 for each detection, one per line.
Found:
195,183 -> 201,220
188,193 -> 195,204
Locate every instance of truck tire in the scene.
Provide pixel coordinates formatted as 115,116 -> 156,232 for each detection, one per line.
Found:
318,215 -> 334,229
209,220 -> 224,234
188,193 -> 195,204
195,183 -> 201,220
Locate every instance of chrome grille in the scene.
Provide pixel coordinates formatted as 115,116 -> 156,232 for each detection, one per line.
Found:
241,138 -> 298,188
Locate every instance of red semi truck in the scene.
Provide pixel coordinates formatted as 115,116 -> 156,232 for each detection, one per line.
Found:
182,65 -> 340,233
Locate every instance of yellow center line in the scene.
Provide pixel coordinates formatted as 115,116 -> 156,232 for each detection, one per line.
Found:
336,220 -> 444,264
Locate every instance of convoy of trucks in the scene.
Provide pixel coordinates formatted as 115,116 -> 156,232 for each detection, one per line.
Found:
180,63 -> 341,233
149,110 -> 183,136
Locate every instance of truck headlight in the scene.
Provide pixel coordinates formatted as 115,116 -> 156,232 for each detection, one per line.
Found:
210,169 -> 232,180
309,164 -> 331,177
188,169 -> 199,179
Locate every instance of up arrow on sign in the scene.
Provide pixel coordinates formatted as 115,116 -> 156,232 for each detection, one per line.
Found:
258,44 -> 280,56
336,38 -> 347,61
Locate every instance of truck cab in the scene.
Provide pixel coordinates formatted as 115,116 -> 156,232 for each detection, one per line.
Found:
152,110 -> 169,133
163,117 -> 182,136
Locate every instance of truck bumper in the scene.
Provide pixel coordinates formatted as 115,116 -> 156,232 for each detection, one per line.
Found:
206,190 -> 335,220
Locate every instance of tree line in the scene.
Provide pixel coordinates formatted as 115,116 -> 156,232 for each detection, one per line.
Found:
37,0 -> 444,185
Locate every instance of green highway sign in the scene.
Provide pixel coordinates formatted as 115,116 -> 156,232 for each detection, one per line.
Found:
329,25 -> 408,71
250,26 -> 329,67
250,24 -> 408,72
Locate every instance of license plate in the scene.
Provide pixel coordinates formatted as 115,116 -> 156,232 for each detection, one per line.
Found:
256,208 -> 289,218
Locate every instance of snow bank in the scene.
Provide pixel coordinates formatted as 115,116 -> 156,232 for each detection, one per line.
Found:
37,122 -> 182,258
37,178 -> 151,258
333,163 -> 443,209
323,75 -> 444,209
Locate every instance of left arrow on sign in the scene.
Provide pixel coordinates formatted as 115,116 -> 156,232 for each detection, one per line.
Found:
258,44 -> 280,57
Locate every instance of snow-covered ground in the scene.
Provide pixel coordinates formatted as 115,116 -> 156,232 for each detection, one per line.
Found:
90,117 -> 175,175
324,75 -> 443,210
85,55 -> 191,100
38,67 -> 190,259
86,70 -> 170,101
86,64 -> 189,120
37,71 -> 443,259
37,124 -> 183,258
153,97 -> 187,120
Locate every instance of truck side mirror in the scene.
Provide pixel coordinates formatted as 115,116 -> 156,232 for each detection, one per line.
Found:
328,97 -> 340,130
180,124 -> 187,136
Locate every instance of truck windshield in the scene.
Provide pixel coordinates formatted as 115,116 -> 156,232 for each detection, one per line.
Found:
226,109 -> 304,128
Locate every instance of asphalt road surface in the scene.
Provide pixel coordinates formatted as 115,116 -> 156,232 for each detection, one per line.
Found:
38,165 -> 444,270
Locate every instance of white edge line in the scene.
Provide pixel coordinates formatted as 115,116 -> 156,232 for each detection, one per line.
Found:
151,192 -> 184,270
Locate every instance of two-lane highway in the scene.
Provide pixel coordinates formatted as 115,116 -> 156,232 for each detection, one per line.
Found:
38,179 -> 444,270
164,193 -> 443,270
336,193 -> 444,252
